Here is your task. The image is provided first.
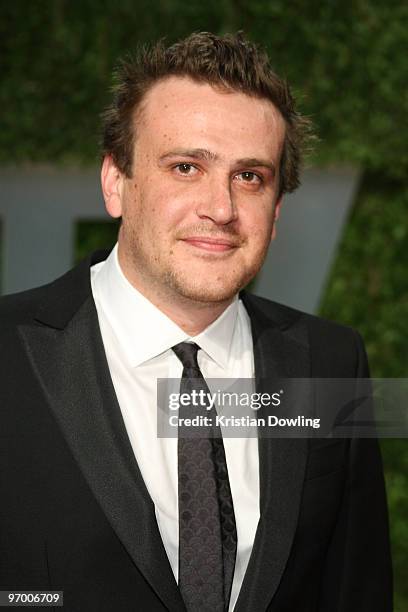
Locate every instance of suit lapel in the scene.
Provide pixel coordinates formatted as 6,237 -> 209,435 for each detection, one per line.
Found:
235,294 -> 311,612
19,253 -> 185,612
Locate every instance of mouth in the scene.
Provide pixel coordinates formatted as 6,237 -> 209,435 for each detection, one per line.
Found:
180,236 -> 239,253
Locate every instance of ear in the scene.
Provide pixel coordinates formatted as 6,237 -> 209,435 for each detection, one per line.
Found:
271,196 -> 283,241
101,155 -> 125,218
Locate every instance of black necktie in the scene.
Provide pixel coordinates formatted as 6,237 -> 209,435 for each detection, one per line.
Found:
172,342 -> 237,612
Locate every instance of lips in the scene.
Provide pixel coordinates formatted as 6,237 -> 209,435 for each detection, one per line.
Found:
181,236 -> 239,252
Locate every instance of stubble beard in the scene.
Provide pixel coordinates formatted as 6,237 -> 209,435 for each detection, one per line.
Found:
122,224 -> 269,306
162,266 -> 243,305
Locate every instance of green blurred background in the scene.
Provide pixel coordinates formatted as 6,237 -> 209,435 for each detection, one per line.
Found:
1,1 -> 407,608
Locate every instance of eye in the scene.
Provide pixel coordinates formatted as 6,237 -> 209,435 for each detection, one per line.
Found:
233,171 -> 266,193
174,163 -> 198,176
234,171 -> 263,186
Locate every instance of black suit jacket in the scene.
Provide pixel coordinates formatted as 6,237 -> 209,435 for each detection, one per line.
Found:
0,251 -> 392,611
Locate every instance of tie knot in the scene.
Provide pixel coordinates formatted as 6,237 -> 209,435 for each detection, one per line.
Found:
172,342 -> 200,371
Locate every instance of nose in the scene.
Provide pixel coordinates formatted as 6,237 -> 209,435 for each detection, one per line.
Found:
195,176 -> 238,225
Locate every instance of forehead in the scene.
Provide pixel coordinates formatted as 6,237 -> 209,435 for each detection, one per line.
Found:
135,76 -> 286,160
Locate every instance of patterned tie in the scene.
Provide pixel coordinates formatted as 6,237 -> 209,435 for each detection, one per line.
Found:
172,342 -> 237,612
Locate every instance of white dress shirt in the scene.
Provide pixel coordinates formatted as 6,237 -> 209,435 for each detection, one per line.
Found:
90,244 -> 259,611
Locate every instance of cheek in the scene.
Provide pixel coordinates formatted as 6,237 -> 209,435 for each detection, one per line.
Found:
145,188 -> 194,229
122,182 -> 159,225
127,190 -> 188,244
243,207 -> 274,244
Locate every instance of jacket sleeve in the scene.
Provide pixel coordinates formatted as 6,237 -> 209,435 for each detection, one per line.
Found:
318,330 -> 393,611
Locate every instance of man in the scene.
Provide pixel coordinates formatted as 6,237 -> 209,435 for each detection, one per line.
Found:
0,32 -> 392,611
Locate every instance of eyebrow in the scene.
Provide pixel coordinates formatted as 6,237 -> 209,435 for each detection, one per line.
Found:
158,148 -> 276,175
159,148 -> 218,163
235,157 -> 276,176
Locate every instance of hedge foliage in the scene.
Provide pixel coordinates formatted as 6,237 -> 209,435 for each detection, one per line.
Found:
2,1 -> 407,608
1,1 -> 408,178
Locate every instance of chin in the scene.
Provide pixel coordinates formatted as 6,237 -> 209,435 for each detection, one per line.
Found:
167,271 -> 250,304
182,287 -> 237,304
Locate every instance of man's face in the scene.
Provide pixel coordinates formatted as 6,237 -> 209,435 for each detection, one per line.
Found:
103,76 -> 285,305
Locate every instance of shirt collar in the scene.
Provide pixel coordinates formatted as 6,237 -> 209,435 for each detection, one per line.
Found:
92,244 -> 239,370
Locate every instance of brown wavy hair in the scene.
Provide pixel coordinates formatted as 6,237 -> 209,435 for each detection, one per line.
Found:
101,31 -> 314,196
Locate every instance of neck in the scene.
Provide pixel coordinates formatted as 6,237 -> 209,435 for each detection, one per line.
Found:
117,251 -> 234,336
143,296 -> 233,337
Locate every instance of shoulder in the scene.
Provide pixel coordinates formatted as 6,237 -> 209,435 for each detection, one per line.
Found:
0,284 -> 51,327
0,285 -> 56,372
0,249 -> 109,330
242,291 -> 359,337
242,292 -> 368,377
